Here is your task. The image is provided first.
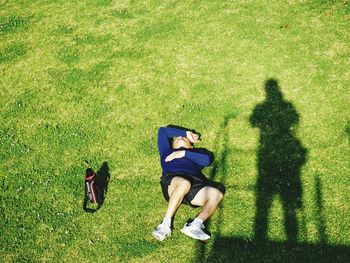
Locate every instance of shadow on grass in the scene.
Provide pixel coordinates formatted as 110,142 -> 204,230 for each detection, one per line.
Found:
314,174 -> 328,244
195,79 -> 350,262
95,162 -> 111,202
250,79 -> 307,242
196,112 -> 237,260
83,162 -> 110,213
346,121 -> 350,138
206,237 -> 350,262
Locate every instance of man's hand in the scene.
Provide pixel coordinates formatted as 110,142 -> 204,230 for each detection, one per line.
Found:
186,131 -> 200,143
165,150 -> 185,162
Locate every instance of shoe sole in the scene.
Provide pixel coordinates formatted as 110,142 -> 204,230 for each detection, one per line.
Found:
180,228 -> 210,242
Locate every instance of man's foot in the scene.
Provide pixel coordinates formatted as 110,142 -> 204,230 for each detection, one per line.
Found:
152,222 -> 171,241
180,219 -> 211,241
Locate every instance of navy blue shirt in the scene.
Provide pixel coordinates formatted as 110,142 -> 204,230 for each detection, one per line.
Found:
157,127 -> 213,177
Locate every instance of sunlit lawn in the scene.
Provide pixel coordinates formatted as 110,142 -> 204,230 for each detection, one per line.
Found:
1,0 -> 349,262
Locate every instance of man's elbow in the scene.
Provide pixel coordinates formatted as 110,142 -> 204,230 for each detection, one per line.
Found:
158,127 -> 166,133
158,127 -> 168,138
202,155 -> 213,167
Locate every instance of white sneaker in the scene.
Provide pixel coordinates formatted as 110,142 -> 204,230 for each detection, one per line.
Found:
180,219 -> 211,241
152,222 -> 171,241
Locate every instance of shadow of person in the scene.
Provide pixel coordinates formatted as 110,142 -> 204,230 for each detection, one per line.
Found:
199,80 -> 350,262
250,79 -> 307,243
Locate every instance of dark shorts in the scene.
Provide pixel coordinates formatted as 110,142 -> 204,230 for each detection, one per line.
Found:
160,173 -> 225,208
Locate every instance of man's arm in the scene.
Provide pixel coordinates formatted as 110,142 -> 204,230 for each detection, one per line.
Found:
185,150 -> 213,167
250,104 -> 263,128
157,127 -> 187,157
165,149 -> 213,167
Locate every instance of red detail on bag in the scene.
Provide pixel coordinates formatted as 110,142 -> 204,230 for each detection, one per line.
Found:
85,172 -> 97,203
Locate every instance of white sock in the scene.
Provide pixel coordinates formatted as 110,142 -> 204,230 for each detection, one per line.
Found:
193,217 -> 203,225
162,217 -> 171,228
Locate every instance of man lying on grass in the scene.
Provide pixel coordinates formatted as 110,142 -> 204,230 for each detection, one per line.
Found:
152,126 -> 224,242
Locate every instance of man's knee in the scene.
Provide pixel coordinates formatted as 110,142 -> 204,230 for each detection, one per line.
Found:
172,177 -> 191,193
210,188 -> 224,203
217,190 -> 224,202
177,179 -> 191,193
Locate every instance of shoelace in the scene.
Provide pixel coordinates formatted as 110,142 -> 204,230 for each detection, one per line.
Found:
193,222 -> 205,230
188,222 -> 204,236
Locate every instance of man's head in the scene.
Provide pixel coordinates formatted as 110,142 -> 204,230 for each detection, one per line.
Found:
265,78 -> 282,102
172,136 -> 193,149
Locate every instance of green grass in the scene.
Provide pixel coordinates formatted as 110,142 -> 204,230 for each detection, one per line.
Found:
0,0 -> 349,262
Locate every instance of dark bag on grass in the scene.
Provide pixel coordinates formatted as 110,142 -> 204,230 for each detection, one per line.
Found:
83,167 -> 102,213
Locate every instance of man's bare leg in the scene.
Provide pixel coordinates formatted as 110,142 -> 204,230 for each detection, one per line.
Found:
180,186 -> 223,241
164,176 -> 191,219
190,186 -> 224,222
152,176 -> 191,241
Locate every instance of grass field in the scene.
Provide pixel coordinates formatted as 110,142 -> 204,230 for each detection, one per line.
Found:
1,0 -> 350,262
